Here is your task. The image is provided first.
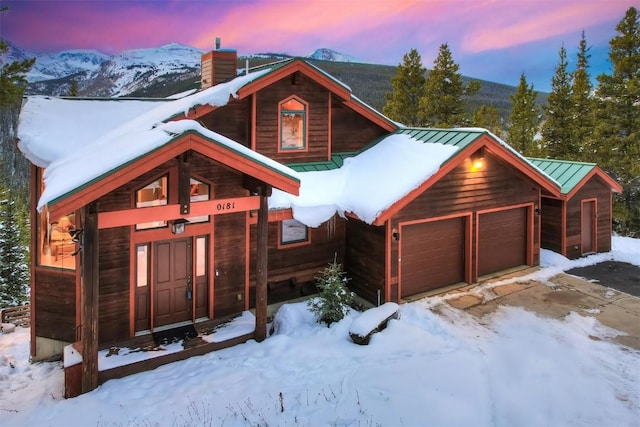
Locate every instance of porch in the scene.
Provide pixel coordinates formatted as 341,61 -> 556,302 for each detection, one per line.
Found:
64,312 -> 257,397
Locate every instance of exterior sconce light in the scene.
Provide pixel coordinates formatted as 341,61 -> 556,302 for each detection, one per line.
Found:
471,150 -> 485,171
68,228 -> 84,243
392,228 -> 400,241
171,218 -> 189,235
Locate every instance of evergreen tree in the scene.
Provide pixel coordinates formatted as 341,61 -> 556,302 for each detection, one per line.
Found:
542,44 -> 576,159
0,7 -> 35,108
508,73 -> 542,156
572,31 -> 595,162
0,184 -> 29,308
307,258 -> 354,327
67,77 -> 79,97
472,104 -> 505,138
420,43 -> 480,127
382,49 -> 426,126
594,6 -> 640,235
0,6 -> 34,198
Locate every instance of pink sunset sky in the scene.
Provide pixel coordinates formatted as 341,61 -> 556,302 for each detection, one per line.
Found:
0,0 -> 634,92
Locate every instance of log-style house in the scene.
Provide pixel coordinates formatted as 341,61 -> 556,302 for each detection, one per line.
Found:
17,44 -> 621,396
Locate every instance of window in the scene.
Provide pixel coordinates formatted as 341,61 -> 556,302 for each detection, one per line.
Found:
186,178 -> 210,224
279,97 -> 307,150
135,176 -> 168,230
279,219 -> 309,246
38,208 -> 77,269
136,244 -> 149,287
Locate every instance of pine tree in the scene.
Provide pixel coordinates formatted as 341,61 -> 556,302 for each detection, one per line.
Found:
0,6 -> 34,198
382,49 -> 426,126
307,258 -> 354,327
420,43 -> 480,128
542,44 -> 576,159
0,184 -> 29,308
68,77 -> 79,97
594,6 -> 640,235
471,104 -> 505,138
572,31 -> 595,162
0,7 -> 35,108
508,73 -> 542,156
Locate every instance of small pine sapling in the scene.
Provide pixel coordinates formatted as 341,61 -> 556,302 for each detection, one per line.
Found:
308,256 -> 354,326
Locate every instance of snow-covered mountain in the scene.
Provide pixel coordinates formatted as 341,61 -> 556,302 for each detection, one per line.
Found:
83,43 -> 203,97
3,42 -> 367,97
306,48 -> 369,64
0,40 -> 109,82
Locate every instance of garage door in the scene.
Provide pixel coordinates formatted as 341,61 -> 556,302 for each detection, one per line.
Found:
400,217 -> 466,298
478,207 -> 527,277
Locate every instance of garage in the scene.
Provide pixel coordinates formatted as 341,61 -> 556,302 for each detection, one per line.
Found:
477,206 -> 529,277
400,216 -> 468,297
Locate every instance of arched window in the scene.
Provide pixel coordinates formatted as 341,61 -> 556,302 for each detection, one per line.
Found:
279,96 -> 307,150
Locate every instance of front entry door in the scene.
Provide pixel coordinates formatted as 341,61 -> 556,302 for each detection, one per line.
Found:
154,238 -> 192,327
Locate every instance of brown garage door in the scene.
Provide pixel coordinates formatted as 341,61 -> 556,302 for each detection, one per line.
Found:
478,207 -> 527,277
401,217 -> 466,298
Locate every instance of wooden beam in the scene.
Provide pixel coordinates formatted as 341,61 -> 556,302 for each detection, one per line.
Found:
98,196 -> 260,229
254,185 -> 270,342
178,152 -> 191,215
81,202 -> 99,394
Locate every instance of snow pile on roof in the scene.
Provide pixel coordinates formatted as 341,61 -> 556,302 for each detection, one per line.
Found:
17,97 -> 167,167
17,67 -> 284,211
270,133 -> 458,226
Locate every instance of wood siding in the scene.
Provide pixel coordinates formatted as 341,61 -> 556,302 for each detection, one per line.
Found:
249,215 -> 345,303
33,268 -> 76,342
254,74 -> 330,163
345,219 -> 386,304
199,98 -> 251,147
565,177 -> 612,259
540,197 -> 563,254
330,99 -> 388,153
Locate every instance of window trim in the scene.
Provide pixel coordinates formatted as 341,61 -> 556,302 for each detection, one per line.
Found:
134,174 -> 169,231
277,218 -> 311,249
278,95 -> 308,153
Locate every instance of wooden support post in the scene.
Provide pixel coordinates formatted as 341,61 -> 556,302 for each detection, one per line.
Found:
254,185 -> 269,342
178,152 -> 191,215
81,202 -> 99,393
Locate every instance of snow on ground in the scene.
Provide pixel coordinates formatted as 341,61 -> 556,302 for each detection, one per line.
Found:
1,236 -> 639,427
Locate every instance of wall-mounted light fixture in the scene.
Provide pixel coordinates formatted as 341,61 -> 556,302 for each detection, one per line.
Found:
392,228 -> 400,241
171,218 -> 189,235
470,149 -> 485,172
68,228 -> 83,243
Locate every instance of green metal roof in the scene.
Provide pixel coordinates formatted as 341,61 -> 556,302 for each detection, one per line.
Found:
286,152 -> 357,172
526,158 -> 595,194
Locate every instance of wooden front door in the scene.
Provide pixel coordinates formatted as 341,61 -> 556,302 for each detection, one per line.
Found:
581,200 -> 596,255
154,238 -> 192,327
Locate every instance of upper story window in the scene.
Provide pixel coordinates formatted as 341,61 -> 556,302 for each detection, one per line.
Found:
187,178 -> 210,224
135,175 -> 168,230
279,96 -> 307,151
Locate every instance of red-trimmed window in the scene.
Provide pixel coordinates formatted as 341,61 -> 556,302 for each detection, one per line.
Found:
279,96 -> 307,151
135,175 -> 168,230
279,219 -> 310,247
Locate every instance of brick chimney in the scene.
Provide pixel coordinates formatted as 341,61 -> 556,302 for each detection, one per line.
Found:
200,37 -> 238,89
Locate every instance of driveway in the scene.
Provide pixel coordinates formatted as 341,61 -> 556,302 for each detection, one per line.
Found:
443,269 -> 640,350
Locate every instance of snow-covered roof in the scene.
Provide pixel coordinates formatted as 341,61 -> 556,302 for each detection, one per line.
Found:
269,132 -> 460,226
17,67 -> 299,211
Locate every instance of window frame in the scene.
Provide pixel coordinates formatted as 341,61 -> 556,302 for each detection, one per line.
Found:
134,174 -> 169,231
278,95 -> 308,152
278,218 -> 311,248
